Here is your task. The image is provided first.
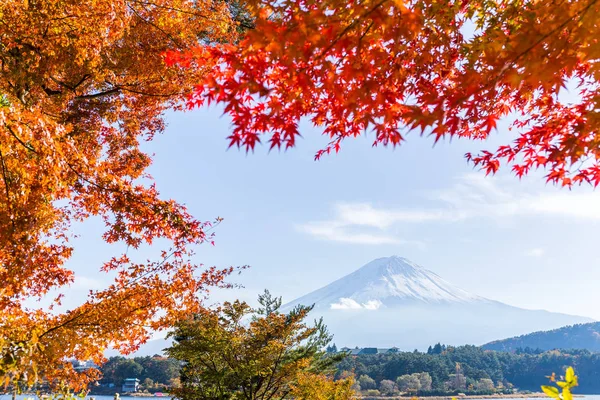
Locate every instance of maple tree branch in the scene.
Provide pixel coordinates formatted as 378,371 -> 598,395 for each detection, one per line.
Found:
506,0 -> 598,69
5,124 -> 37,153
66,161 -> 113,193
127,4 -> 185,48
74,87 -> 121,100
316,0 -> 389,60
128,0 -> 226,21
49,74 -> 91,92
47,14 -> 78,22
357,21 -> 375,50
39,280 -> 176,342
74,85 -> 182,100
121,250 -> 180,287
72,74 -> 92,90
451,0 -> 599,111
0,149 -> 14,231
37,307 -> 93,341
38,299 -> 152,342
121,87 -> 185,98
42,85 -> 63,96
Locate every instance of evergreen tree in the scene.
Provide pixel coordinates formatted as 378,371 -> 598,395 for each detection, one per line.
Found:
167,290 -> 350,400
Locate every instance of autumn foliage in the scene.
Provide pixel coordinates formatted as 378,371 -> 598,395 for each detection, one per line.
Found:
167,0 -> 600,186
0,0 -> 247,391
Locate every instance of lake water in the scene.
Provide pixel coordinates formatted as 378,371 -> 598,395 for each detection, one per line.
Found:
2,396 -> 600,400
0,396 -> 172,400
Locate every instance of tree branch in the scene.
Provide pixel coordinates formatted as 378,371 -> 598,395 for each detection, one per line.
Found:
74,87 -> 121,100
0,148 -> 14,231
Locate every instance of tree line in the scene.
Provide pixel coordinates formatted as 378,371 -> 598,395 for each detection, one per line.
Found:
334,345 -> 600,395
94,340 -> 598,398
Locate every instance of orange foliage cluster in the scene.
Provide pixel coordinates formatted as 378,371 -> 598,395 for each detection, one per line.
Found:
167,0 -> 600,186
0,0 -> 242,391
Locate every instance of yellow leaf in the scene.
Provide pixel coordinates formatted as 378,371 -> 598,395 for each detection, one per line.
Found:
565,367 -> 575,384
541,385 -> 560,399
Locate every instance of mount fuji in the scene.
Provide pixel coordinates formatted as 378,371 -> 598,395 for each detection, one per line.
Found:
282,256 -> 593,349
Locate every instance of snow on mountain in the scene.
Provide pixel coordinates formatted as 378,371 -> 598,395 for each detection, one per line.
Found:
285,256 -> 486,310
282,256 -> 594,350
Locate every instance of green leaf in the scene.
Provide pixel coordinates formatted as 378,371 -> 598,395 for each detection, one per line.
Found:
541,385 -> 560,399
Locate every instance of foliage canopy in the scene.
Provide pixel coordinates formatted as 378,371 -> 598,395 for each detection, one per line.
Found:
168,0 -> 600,186
0,0 -> 247,391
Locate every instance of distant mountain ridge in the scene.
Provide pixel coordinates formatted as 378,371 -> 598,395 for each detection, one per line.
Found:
282,256 -> 594,350
483,322 -> 600,352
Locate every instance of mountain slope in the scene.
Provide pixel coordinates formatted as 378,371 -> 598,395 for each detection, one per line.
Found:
483,322 -> 600,352
287,256 -> 486,309
283,256 -> 593,349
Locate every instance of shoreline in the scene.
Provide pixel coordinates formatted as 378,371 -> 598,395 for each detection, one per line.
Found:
82,393 -> 585,399
359,394 -> 584,400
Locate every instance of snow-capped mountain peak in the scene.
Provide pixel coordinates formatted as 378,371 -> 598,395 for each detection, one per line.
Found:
284,256 -> 486,311
127,256 -> 594,354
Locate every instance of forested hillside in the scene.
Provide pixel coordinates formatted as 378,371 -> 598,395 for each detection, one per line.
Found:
334,345 -> 600,394
483,323 -> 600,353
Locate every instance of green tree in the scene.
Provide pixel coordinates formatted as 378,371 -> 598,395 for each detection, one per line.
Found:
379,379 -> 397,396
143,378 -> 155,390
326,344 -> 338,354
136,356 -> 180,386
432,343 -> 443,355
358,375 -> 376,390
476,378 -> 495,392
418,372 -> 433,392
114,359 -> 144,386
396,374 -> 421,393
99,356 -> 180,388
166,290 -> 347,400
100,357 -> 144,387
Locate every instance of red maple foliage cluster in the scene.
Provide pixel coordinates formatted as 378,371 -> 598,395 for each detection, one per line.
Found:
167,0 -> 600,186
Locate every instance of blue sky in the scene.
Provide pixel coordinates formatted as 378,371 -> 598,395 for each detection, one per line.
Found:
63,105 -> 600,322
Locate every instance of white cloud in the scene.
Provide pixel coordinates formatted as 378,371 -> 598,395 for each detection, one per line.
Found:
526,248 -> 545,258
433,173 -> 600,220
362,299 -> 383,310
334,203 -> 443,228
297,220 -> 423,246
330,298 -> 363,310
330,298 -> 382,310
297,173 -> 600,245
